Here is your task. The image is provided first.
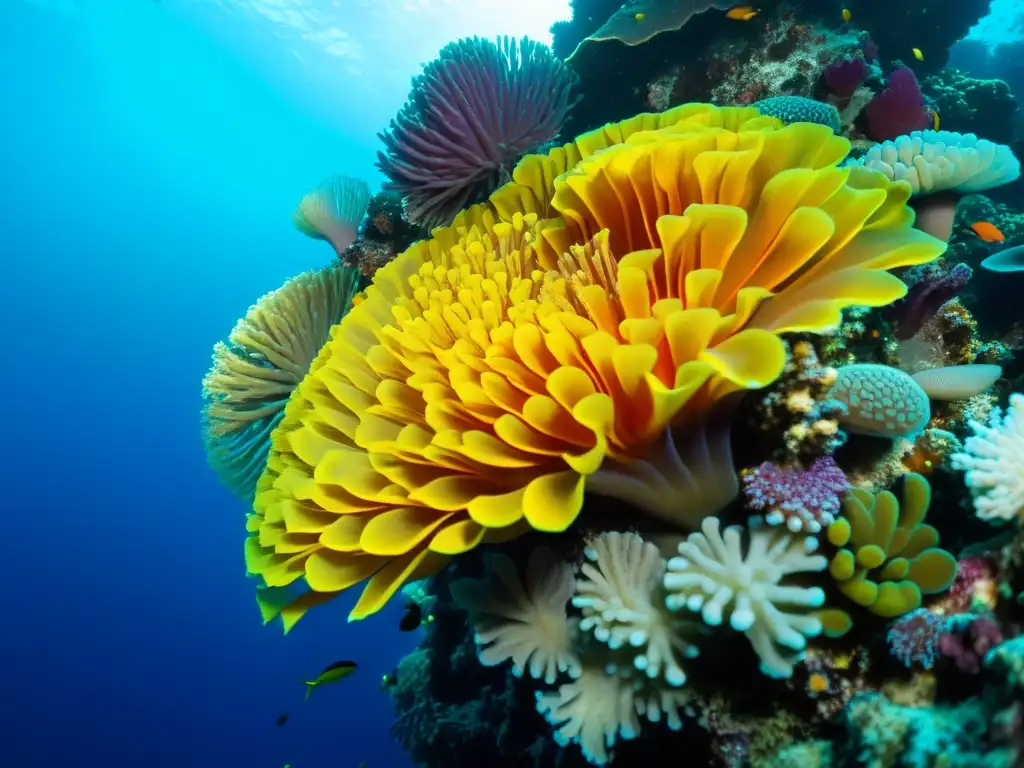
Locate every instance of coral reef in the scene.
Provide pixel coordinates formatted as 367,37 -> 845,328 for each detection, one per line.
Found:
753,96 -> 840,133
708,12 -> 869,108
953,392 -> 1024,522
340,190 -> 425,278
817,473 -> 957,634
243,104 -> 945,628
742,457 -> 849,534
201,7 -> 1024,764
292,174 -> 371,257
922,68 -> 1019,145
741,340 -> 845,463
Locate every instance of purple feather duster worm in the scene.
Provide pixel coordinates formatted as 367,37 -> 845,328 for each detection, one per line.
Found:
865,66 -> 931,141
376,36 -> 579,230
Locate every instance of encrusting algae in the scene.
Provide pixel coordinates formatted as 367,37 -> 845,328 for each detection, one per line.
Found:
242,103 -> 945,629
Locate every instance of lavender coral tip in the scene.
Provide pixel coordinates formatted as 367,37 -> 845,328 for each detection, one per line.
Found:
742,457 -> 849,533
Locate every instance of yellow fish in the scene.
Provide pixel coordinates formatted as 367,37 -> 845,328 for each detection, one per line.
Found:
301,660 -> 357,699
842,8 -> 851,21
912,47 -> 924,61
634,12 -> 645,21
725,5 -> 759,21
931,110 -> 940,131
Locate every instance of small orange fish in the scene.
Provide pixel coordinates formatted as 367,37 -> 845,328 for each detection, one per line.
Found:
725,5 -> 760,21
971,221 -> 1005,243
842,8 -> 852,22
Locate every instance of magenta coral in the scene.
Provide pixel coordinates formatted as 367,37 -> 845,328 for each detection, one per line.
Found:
864,66 -> 931,141
376,36 -> 578,230
887,609 -> 948,669
823,56 -> 869,98
742,457 -> 848,533
939,614 -> 1004,674
944,556 -> 994,613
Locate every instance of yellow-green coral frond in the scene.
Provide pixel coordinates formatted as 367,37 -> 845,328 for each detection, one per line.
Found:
819,473 -> 957,633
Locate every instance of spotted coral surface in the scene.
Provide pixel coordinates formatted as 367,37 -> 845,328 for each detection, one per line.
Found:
243,104 -> 945,626
753,96 -> 842,134
818,473 -> 957,636
829,364 -> 931,437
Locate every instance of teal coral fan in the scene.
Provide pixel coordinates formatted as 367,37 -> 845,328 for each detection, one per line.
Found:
200,263 -> 360,498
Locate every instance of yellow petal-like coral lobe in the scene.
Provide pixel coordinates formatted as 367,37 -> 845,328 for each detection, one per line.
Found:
245,105 -> 945,626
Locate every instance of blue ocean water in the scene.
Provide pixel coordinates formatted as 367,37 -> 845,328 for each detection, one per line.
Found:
0,1 -> 565,765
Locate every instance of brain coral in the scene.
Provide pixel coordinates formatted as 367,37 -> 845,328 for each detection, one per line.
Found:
753,96 -> 842,134
829,364 -> 931,438
244,104 -> 944,626
201,263 -> 361,498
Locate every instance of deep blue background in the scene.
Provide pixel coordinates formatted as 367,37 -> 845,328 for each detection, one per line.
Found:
1,3 -> 416,765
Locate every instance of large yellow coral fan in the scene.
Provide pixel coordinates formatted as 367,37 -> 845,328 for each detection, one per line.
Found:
245,107 -> 945,627
468,103 -> 780,226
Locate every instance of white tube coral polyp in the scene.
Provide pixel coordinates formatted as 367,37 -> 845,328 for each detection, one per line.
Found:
951,392 -> 1024,522
572,531 -> 700,688
663,517 -> 828,678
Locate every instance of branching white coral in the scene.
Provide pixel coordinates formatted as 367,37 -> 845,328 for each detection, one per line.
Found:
536,665 -> 689,766
450,546 -> 581,683
857,130 -> 1021,195
663,517 -> 827,678
951,392 -> 1024,522
572,532 -> 700,687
